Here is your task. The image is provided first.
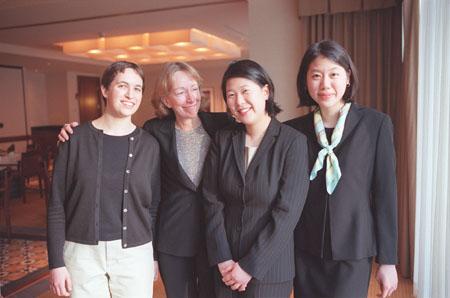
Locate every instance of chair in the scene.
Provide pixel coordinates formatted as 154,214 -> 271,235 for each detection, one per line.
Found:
31,125 -> 60,170
0,167 -> 13,242
16,151 -> 50,204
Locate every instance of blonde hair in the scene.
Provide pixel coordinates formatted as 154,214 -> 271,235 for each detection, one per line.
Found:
151,62 -> 205,118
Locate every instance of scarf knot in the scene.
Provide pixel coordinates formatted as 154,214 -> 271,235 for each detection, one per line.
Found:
310,102 -> 351,194
324,146 -> 334,154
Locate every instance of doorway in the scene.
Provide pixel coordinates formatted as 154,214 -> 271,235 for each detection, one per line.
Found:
77,76 -> 102,123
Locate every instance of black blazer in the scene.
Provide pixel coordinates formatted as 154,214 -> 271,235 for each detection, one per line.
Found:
143,111 -> 233,257
285,102 -> 398,264
202,118 -> 309,283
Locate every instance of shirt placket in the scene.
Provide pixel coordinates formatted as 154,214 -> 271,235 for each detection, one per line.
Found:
122,135 -> 135,248
94,132 -> 103,241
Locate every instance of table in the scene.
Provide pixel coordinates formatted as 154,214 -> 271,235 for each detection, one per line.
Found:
0,152 -> 20,170
0,153 -> 21,198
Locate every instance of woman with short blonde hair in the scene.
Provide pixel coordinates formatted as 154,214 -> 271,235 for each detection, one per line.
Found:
144,61 -> 232,298
151,62 -> 204,118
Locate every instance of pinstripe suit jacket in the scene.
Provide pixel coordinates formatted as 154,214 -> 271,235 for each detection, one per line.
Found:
202,118 -> 310,282
143,111 -> 233,257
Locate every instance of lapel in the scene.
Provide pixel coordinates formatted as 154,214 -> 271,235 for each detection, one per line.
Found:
232,123 -> 247,182
231,118 -> 280,182
164,116 -> 197,191
198,112 -> 216,138
335,102 -> 363,151
302,112 -> 322,162
246,118 -> 280,181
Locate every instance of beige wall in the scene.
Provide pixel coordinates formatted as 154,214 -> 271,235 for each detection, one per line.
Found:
132,73 -> 155,127
0,66 -> 27,153
45,72 -> 69,125
24,70 -> 48,129
248,0 -> 303,121
0,67 -> 51,153
196,66 -> 228,113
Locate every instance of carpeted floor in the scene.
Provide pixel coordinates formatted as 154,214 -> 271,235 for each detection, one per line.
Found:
0,180 -> 49,298
0,237 -> 49,297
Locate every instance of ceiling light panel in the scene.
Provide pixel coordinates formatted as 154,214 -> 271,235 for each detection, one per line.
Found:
57,28 -> 241,64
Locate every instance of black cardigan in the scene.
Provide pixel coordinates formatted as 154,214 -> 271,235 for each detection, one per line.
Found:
47,122 -> 160,269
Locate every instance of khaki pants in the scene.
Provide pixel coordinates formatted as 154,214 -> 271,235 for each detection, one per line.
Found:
63,240 -> 154,298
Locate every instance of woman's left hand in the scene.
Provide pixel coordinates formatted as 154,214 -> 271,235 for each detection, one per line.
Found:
375,264 -> 398,297
222,262 -> 252,291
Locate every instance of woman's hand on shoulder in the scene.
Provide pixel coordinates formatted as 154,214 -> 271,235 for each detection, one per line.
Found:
375,264 -> 398,297
49,266 -> 72,296
58,122 -> 79,142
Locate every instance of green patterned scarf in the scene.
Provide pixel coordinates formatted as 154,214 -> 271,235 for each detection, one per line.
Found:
310,102 -> 351,194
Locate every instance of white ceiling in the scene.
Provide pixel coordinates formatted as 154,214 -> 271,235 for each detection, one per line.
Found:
0,0 -> 249,71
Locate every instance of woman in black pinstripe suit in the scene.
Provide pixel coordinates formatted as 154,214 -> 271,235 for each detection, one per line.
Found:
202,60 -> 310,297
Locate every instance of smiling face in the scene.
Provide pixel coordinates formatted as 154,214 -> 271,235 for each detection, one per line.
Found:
101,68 -> 143,118
306,55 -> 350,114
162,70 -> 201,122
225,77 -> 270,127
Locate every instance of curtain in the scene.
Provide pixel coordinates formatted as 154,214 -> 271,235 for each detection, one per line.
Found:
298,4 -> 415,278
414,0 -> 450,296
396,0 -> 418,280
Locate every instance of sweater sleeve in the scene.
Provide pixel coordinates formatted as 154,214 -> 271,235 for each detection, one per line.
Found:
46,140 -> 69,269
149,139 -> 161,261
142,120 -> 161,261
